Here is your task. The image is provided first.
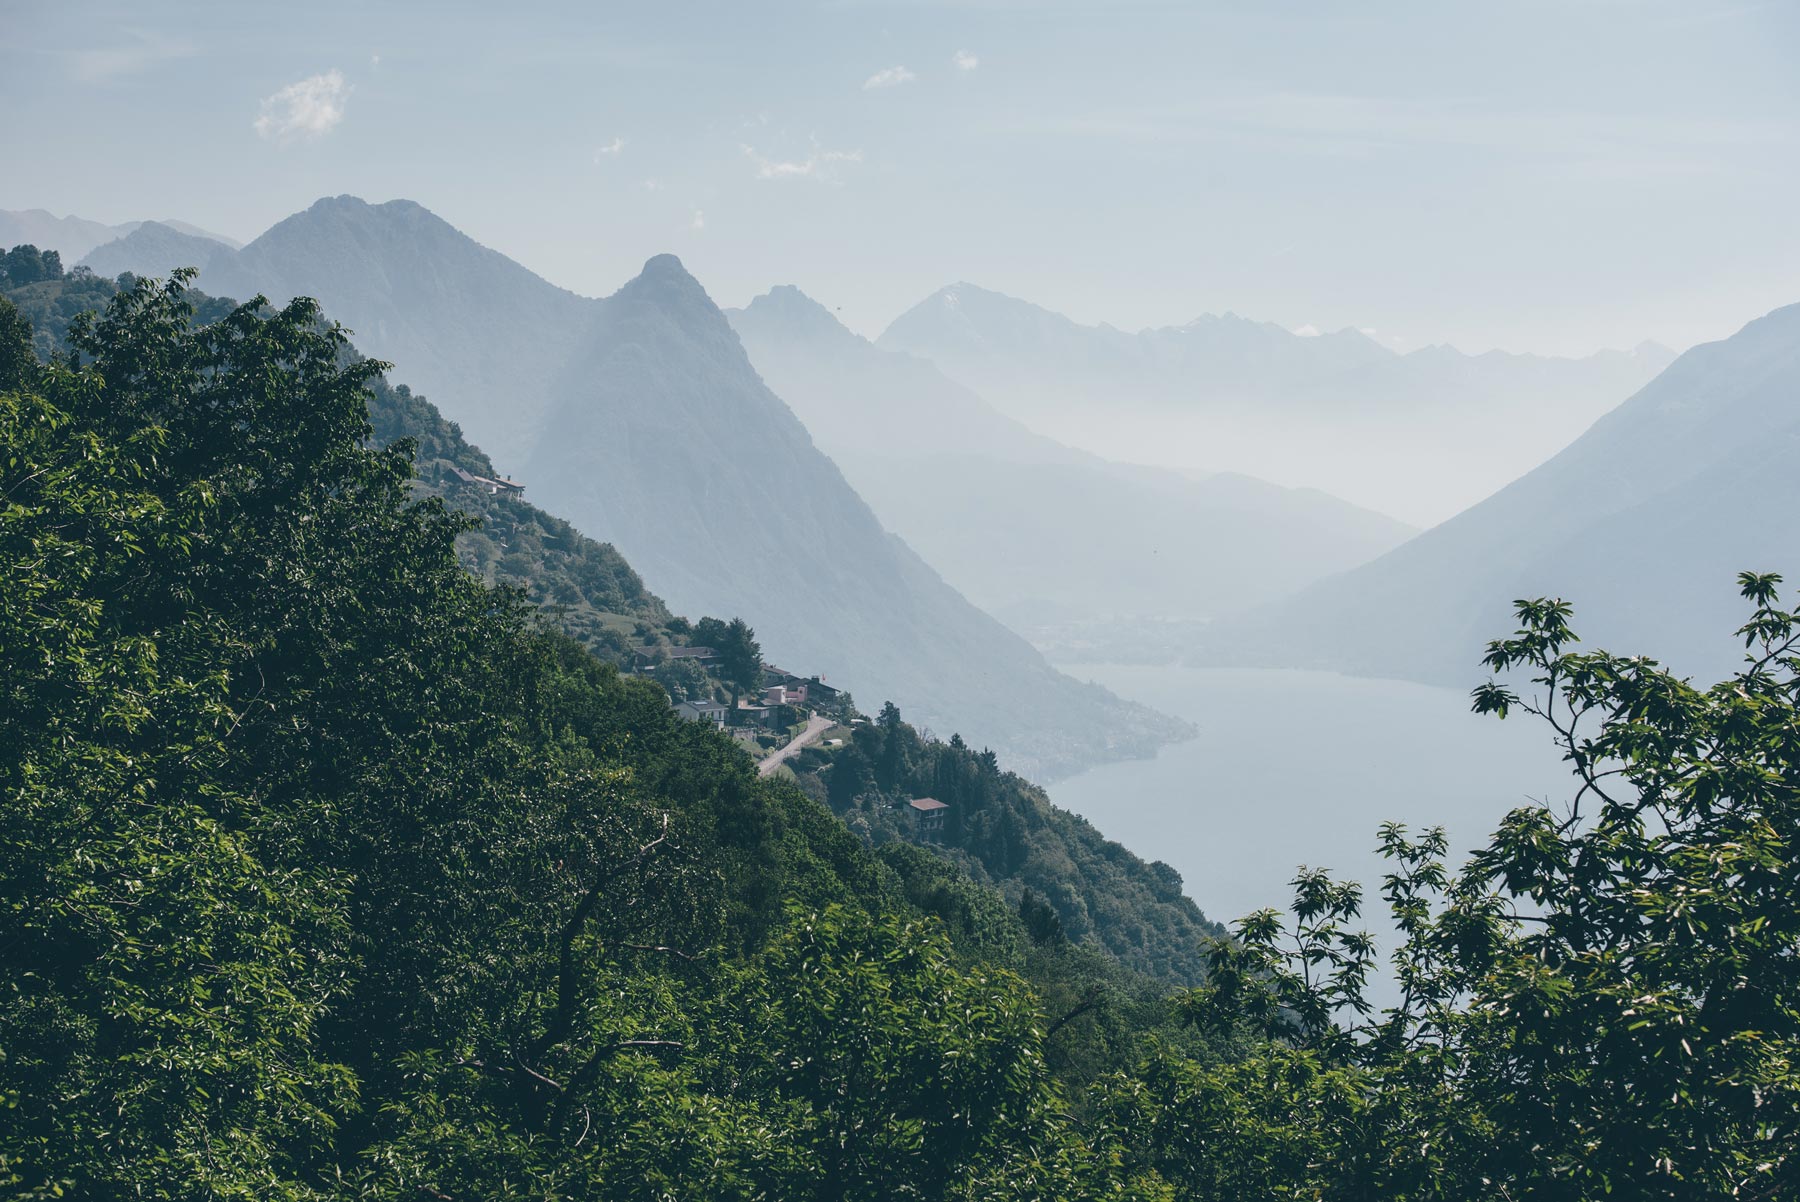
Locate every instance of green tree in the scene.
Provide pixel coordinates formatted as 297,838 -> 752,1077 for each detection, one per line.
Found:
1175,575 -> 1800,1200
0,295 -> 32,389
1,244 -> 62,286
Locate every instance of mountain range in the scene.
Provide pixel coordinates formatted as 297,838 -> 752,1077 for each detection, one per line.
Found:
0,208 -> 239,262
879,283 -> 1675,525
1201,300 -> 1800,686
78,195 -> 1188,778
728,284 -> 1414,633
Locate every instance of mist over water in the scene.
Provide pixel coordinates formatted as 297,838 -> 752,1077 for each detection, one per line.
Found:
1051,664 -> 1572,944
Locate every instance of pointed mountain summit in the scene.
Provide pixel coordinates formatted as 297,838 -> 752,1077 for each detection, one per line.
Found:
730,286 -> 1413,634
79,221 -> 229,280
1205,300 -> 1800,685
196,196 -> 591,468
879,284 -> 1667,524
523,261 -> 1189,777
143,198 -> 1181,777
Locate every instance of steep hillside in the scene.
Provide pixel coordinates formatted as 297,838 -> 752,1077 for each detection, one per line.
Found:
2,278 -> 1229,1199
730,285 -> 1413,633
880,282 -> 1672,524
86,196 -> 1190,779
521,254 -> 1188,776
5,267 -> 1221,977
1203,301 -> 1800,686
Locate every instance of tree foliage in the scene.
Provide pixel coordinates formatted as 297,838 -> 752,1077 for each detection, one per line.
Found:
1162,579 -> 1800,1199
8,268 -> 1799,1200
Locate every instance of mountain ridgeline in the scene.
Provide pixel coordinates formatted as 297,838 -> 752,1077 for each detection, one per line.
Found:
83,195 -> 1187,780
728,284 -> 1414,635
1202,301 -> 1800,687
879,281 -> 1672,525
1,207 -> 238,263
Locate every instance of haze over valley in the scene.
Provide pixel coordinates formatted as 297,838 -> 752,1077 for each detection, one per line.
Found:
879,282 -> 1675,525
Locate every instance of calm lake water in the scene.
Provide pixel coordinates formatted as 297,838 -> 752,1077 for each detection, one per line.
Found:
1051,665 -> 1573,943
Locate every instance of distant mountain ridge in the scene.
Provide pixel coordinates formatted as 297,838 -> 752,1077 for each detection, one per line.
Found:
79,222 -> 233,280
879,282 -> 1674,524
1,208 -> 240,262
81,194 -> 1186,778
1200,300 -> 1800,686
728,285 -> 1414,634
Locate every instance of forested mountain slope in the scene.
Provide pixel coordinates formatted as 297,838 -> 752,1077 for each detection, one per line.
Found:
83,194 -> 1185,778
1203,300 -> 1800,685
1,275 -> 1236,1198
730,285 -> 1413,630
2,260 -> 1218,991
880,281 -> 1672,524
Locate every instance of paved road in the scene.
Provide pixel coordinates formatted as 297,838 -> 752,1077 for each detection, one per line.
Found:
757,713 -> 835,777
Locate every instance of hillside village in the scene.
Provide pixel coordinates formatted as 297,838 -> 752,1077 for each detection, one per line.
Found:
633,642 -> 854,754
631,642 -> 959,842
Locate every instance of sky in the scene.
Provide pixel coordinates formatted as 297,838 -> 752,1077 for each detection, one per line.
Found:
3,0 -> 1798,356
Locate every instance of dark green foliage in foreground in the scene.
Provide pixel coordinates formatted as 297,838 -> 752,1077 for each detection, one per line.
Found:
8,271 -> 1800,1199
1148,581 -> 1800,1200
2,267 -> 1221,1010
4,260 -> 689,666
0,276 -> 1108,1199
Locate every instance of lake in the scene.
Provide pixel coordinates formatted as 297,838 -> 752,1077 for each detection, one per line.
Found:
1050,664 -> 1573,947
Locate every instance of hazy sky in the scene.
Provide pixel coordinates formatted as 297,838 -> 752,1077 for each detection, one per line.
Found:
4,0 -> 1798,356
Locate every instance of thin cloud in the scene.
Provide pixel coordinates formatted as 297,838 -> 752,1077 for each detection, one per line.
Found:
742,141 -> 864,182
595,137 -> 626,160
690,208 -> 705,231
71,29 -> 197,82
1028,91 -> 1787,179
863,65 -> 915,90
952,50 -> 979,71
254,70 -> 351,142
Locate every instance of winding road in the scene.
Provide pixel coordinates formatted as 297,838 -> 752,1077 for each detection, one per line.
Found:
757,713 -> 835,777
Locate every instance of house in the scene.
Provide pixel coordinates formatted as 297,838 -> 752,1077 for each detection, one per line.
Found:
907,797 -> 950,840
673,698 -> 728,727
736,699 -> 777,727
448,464 -> 526,497
762,682 -> 807,707
632,644 -> 720,671
805,677 -> 841,704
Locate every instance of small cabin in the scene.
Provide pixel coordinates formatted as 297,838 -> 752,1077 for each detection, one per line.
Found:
632,645 -> 720,671
448,464 -> 526,497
